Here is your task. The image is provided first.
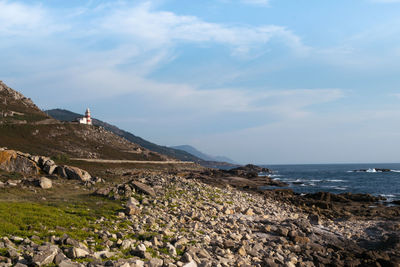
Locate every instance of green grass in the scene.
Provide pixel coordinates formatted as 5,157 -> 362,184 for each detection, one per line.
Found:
176,248 -> 184,256
0,248 -> 8,257
146,247 -> 159,258
159,247 -> 170,255
0,170 -> 23,181
0,197 -> 122,241
51,154 -> 70,165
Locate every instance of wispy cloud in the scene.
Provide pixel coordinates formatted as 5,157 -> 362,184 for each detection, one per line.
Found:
99,2 -> 307,56
241,0 -> 270,6
0,1 -> 45,35
370,0 -> 400,3
0,0 -> 68,36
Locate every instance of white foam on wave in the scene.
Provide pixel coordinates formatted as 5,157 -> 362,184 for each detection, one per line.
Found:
327,179 -> 345,182
322,185 -> 348,190
330,186 -> 348,190
391,170 -> 400,173
380,194 -> 396,198
366,168 -> 377,173
310,179 -> 322,182
269,174 -> 282,178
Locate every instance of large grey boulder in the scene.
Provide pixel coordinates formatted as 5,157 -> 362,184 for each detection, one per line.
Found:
43,161 -> 57,175
63,166 -> 91,182
130,181 -> 156,197
56,166 -> 68,178
58,260 -> 82,267
39,177 -> 52,189
147,258 -> 163,267
32,246 -> 58,266
0,150 -> 39,175
66,247 -> 89,259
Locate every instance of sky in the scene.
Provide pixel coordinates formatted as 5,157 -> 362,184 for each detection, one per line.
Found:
1,0 -> 400,164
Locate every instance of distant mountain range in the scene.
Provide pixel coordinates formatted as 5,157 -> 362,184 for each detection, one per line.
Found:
171,145 -> 237,164
46,109 -> 238,169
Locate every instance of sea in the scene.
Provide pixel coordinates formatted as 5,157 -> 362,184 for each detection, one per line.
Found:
260,163 -> 400,202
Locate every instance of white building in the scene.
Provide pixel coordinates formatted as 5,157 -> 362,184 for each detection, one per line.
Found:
79,108 -> 92,125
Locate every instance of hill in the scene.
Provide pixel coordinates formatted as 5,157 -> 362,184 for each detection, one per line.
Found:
0,82 -> 168,162
171,145 -> 237,164
0,81 -> 51,124
46,109 -> 205,163
46,109 -> 239,169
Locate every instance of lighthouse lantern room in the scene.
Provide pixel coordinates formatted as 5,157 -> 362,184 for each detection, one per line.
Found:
79,108 -> 92,125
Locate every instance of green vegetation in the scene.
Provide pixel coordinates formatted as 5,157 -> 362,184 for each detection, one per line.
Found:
0,197 -> 122,241
146,247 -> 159,258
176,248 -> 184,256
0,170 -> 23,181
158,247 -> 170,255
51,154 -> 70,165
0,248 -> 8,257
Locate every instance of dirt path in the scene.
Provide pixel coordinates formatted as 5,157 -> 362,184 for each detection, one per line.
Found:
71,158 -> 194,164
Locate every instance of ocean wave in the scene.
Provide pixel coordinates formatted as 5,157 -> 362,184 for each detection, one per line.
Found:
380,194 -> 396,198
349,168 -> 399,173
326,179 -> 345,182
269,174 -> 282,178
322,185 -> 348,190
333,187 -> 348,190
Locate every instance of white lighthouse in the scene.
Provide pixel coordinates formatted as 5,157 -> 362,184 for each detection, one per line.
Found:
79,108 -> 92,125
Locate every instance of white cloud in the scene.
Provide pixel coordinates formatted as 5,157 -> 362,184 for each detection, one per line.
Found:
0,1 -> 44,34
0,0 -> 67,36
370,0 -> 400,3
241,0 -> 270,6
100,2 -> 308,56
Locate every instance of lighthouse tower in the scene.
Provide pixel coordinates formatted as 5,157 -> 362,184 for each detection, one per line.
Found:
85,108 -> 92,125
79,108 -> 93,125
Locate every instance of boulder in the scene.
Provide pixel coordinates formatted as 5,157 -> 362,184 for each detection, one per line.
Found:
0,150 -> 39,175
308,214 -> 321,225
58,260 -> 81,267
56,166 -> 68,178
38,177 -> 52,189
93,251 -> 116,259
54,252 -> 69,265
63,166 -> 91,181
130,181 -> 156,197
126,204 -> 141,215
147,258 -> 163,267
66,247 -> 89,259
43,163 -> 57,175
94,187 -> 111,196
32,246 -> 58,266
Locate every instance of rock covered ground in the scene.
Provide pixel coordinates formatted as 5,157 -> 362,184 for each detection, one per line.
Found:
1,168 -> 399,267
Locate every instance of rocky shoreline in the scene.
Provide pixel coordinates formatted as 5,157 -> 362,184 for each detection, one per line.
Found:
1,152 -> 400,266
0,169 -> 399,266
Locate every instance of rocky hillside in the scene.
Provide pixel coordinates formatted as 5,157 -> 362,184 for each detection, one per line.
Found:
0,81 -> 51,124
0,82 -> 167,162
46,109 -> 238,169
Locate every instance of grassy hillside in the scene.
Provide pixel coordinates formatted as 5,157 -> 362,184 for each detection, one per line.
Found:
0,123 -> 165,161
46,109 -> 203,162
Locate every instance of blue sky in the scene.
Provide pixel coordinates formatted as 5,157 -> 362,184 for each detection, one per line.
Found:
1,0 -> 400,164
